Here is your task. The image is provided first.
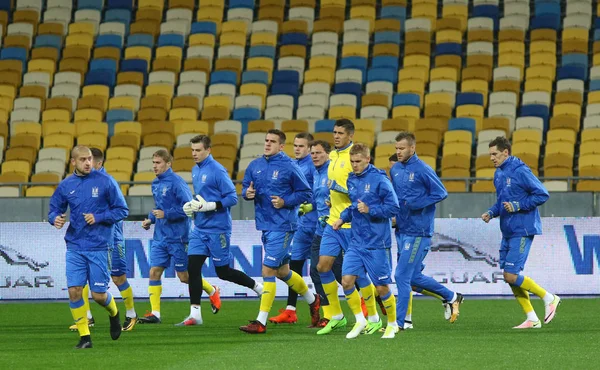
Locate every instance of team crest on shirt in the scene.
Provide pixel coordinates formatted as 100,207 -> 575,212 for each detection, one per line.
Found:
364,183 -> 371,193
409,172 -> 415,182
201,174 -> 207,183
340,161 -> 346,168
162,186 -> 168,196
506,178 -> 511,186
272,170 -> 279,179
321,178 -> 327,186
91,187 -> 99,198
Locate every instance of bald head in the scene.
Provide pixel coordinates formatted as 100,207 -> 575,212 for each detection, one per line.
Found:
70,145 -> 93,175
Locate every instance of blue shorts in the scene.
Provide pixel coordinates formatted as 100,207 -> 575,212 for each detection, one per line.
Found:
262,231 -> 294,269
342,247 -> 393,286
110,243 -> 127,277
319,225 -> 351,257
66,249 -> 110,293
499,236 -> 533,274
188,228 -> 231,267
291,226 -> 315,261
150,241 -> 188,272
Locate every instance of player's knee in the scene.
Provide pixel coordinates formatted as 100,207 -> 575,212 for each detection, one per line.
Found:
68,286 -> 83,301
376,285 -> 389,297
112,274 -> 126,286
149,267 -> 163,280
177,271 -> 189,284
215,265 -> 231,279
91,292 -> 106,304
503,271 -> 517,284
341,276 -> 354,291
316,259 -> 333,273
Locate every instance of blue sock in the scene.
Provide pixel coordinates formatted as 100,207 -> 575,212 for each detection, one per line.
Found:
319,270 -> 336,284
117,280 -> 130,291
281,271 -> 293,282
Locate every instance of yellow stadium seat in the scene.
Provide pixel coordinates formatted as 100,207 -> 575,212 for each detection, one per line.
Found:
513,129 -> 542,146
329,106 -> 356,120
69,22 -> 95,36
544,142 -> 574,176
579,154 -> 600,177
240,83 -> 268,103
441,142 -> 471,170
381,118 -> 415,132
41,109 -> 69,123
146,84 -> 174,101
581,128 -> 600,144
549,115 -> 580,132
546,128 -> 577,145
25,186 -> 55,197
524,78 -> 553,93
375,143 -> 396,159
125,46 -> 152,65
82,85 -> 110,109
553,103 -> 581,122
114,121 -> 142,138
461,79 -> 488,107
444,130 -> 472,145
512,143 -> 540,170
2,160 -> 30,176
74,108 -> 103,122
189,33 -> 216,47
106,147 -> 136,162
42,121 -> 75,138
430,67 -> 458,82
342,43 -> 369,58
174,120 -> 209,137
78,133 -> 108,151
204,96 -> 231,110
109,97 -> 136,112
44,134 -> 74,151
104,159 -> 134,174
392,105 -> 420,120
305,68 -> 335,85
415,129 -> 441,147
75,121 -> 109,137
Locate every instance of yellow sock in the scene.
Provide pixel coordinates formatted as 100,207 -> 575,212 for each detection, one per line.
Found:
407,292 -> 413,316
284,271 -> 309,295
322,304 -> 331,320
360,283 -> 378,317
345,288 -> 363,316
148,281 -> 162,314
323,281 -> 343,317
82,284 -> 91,310
510,285 -> 535,314
70,299 -> 90,337
519,276 -> 547,299
259,279 -> 277,313
103,292 -> 118,317
420,289 -> 443,301
382,293 -> 397,325
119,284 -> 135,312
202,278 -> 215,295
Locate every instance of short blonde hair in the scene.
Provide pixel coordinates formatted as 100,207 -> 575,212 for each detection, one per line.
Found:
349,143 -> 370,157
153,149 -> 173,163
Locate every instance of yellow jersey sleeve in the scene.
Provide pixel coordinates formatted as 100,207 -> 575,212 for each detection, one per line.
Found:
327,145 -> 352,228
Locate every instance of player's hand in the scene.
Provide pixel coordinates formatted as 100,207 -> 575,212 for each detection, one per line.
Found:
152,209 -> 165,219
54,214 -> 66,229
183,201 -> 194,218
83,213 -> 96,225
298,202 -> 313,216
195,195 -> 216,212
332,218 -> 344,230
391,217 -> 397,227
271,195 -> 285,209
481,212 -> 492,223
503,201 -> 520,213
357,199 -> 369,214
318,215 -> 329,228
142,218 -> 152,230
325,198 -> 331,208
246,181 -> 256,199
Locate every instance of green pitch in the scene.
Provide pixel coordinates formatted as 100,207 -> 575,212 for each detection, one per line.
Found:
1,298 -> 599,369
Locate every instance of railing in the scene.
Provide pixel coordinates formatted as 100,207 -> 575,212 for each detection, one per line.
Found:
2,176 -> 600,195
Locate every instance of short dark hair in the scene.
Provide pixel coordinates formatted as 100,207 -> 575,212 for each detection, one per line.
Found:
389,153 -> 398,162
153,149 -> 173,163
310,140 -> 331,153
395,131 -> 416,145
295,132 -> 314,141
334,119 -> 355,135
190,134 -> 211,149
489,136 -> 512,155
349,143 -> 370,157
90,147 -> 104,162
267,129 -> 286,144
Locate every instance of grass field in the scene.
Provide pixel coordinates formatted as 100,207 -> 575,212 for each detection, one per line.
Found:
1,297 -> 598,370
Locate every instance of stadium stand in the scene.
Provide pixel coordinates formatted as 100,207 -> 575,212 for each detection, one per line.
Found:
0,0 -> 599,196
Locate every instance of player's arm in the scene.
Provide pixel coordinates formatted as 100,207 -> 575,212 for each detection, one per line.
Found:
486,172 -> 502,218
48,184 -> 68,225
281,166 -> 312,207
405,167 -> 448,210
166,179 -> 193,221
95,177 -> 129,224
241,162 -> 255,200
516,168 -> 550,211
368,178 -> 400,219
215,168 -> 238,209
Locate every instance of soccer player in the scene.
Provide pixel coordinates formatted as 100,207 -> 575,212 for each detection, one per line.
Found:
308,140 -> 343,328
138,149 -> 221,324
482,136 -> 561,329
332,143 -> 400,339
316,119 -> 381,335
269,132 -> 317,324
91,148 -> 138,330
49,145 -> 128,349
240,129 -> 321,334
177,135 -> 263,326
390,132 -> 464,331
